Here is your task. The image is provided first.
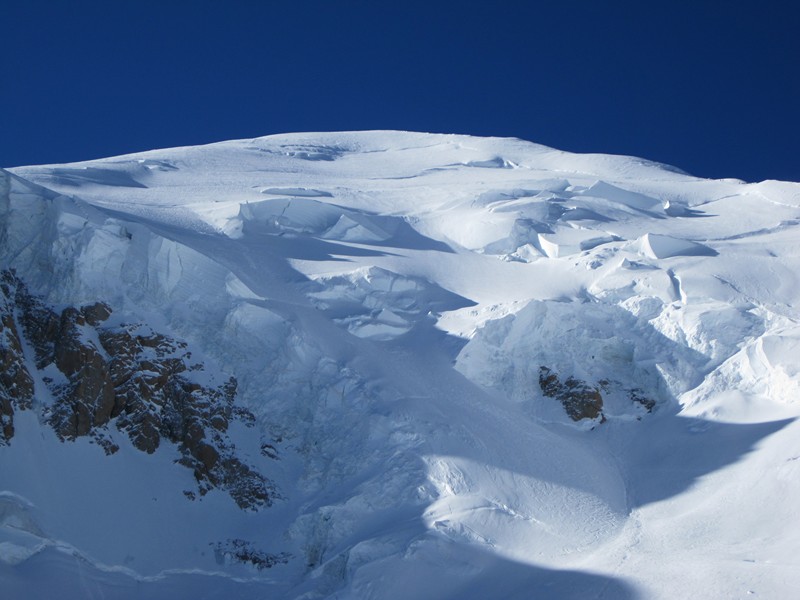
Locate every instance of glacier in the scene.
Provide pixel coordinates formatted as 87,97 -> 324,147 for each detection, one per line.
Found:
1,131 -> 799,599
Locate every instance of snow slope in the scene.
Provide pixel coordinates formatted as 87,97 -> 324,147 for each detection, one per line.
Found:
2,131 -> 800,599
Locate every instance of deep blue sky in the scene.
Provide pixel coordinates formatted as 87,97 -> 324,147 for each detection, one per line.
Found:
2,1 -> 798,182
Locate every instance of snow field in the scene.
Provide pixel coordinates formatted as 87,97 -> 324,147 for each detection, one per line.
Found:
2,131 -> 800,598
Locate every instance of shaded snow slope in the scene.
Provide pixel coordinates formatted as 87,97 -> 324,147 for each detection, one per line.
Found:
2,131 -> 800,599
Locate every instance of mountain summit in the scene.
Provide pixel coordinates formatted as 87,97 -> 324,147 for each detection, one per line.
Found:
2,132 -> 799,599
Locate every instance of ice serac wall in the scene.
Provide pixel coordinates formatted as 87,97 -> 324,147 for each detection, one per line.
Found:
1,169 -> 218,331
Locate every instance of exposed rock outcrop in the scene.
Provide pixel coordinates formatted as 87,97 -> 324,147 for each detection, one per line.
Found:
539,367 -> 658,423
97,324 -> 274,509
212,538 -> 291,570
0,269 -> 274,510
0,271 -> 35,444
49,306 -> 117,438
538,366 -> 605,422
628,387 -> 656,412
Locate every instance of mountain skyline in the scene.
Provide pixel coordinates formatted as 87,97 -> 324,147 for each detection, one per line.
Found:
2,2 -> 798,183
2,131 -> 799,598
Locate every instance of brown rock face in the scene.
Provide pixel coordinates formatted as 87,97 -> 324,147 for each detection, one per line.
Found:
81,302 -> 112,326
629,387 -> 656,412
0,272 -> 35,444
0,269 -> 274,510
49,307 -> 116,437
0,396 -> 14,443
96,325 -> 273,509
539,366 -> 605,422
212,539 -> 291,570
14,281 -> 60,370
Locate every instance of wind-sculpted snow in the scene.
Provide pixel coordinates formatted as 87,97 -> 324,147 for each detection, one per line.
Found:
3,131 -> 800,599
305,266 -> 474,340
638,233 -> 718,259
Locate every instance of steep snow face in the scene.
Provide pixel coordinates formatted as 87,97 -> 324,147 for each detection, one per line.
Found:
3,132 -> 800,599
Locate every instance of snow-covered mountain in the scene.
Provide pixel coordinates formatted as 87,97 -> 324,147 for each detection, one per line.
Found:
2,131 -> 799,599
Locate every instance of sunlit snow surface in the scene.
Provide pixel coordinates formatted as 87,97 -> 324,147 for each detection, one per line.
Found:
3,131 -> 800,599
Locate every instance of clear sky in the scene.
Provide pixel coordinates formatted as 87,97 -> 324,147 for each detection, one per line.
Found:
2,1 -> 798,182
